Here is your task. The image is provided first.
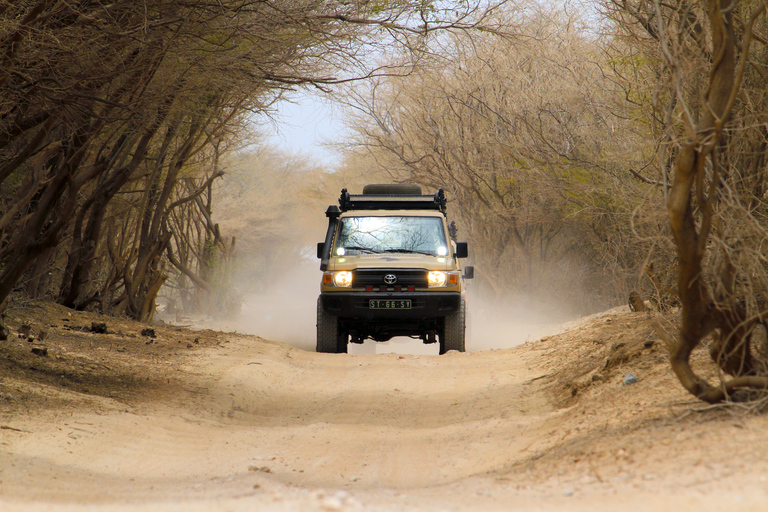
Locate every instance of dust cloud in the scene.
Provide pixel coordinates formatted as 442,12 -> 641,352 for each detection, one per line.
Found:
222,260 -> 579,355
466,293 -> 576,351
231,259 -> 319,352
202,154 -> 590,354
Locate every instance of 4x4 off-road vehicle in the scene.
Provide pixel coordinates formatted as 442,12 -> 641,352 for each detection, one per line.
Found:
316,184 -> 473,354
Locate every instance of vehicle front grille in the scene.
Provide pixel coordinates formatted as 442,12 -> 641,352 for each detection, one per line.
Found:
352,269 -> 428,288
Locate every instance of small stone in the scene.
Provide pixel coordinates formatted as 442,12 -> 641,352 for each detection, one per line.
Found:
31,346 -> 48,357
90,322 -> 108,334
321,496 -> 343,511
140,328 -> 156,338
623,372 -> 639,385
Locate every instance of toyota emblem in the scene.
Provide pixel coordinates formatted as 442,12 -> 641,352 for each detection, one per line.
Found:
383,274 -> 397,284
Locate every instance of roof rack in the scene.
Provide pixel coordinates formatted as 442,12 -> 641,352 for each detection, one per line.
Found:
338,187 -> 447,215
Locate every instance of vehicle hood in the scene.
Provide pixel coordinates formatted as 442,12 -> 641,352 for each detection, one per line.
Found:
328,253 -> 456,272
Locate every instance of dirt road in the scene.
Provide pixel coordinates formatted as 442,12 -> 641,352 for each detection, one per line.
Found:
1,303 -> 767,511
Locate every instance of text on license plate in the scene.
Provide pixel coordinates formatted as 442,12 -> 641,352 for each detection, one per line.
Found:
369,299 -> 412,309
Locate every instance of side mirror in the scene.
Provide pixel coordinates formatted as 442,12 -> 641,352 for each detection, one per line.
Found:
463,266 -> 474,279
317,242 -> 324,259
455,242 -> 469,259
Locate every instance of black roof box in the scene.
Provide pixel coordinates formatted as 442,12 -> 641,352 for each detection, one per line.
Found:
362,184 -> 422,195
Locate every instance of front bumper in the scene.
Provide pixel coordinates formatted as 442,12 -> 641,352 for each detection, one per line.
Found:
320,291 -> 460,319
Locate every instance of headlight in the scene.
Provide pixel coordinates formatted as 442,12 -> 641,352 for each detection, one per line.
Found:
428,271 -> 447,287
333,271 -> 353,287
428,271 -> 459,288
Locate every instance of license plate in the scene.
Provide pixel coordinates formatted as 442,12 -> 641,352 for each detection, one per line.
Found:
369,299 -> 412,309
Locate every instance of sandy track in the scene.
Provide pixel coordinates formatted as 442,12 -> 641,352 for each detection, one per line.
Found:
2,336 -> 554,496
2,309 -> 768,511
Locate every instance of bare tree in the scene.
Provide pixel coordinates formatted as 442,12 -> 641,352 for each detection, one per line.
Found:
607,0 -> 768,402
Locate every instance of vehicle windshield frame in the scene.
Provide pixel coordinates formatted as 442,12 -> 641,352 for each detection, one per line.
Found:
334,215 -> 448,257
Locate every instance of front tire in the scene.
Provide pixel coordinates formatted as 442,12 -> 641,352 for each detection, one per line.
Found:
439,297 -> 466,354
317,297 -> 348,353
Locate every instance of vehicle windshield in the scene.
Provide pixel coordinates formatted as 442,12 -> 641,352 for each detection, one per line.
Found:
335,216 -> 448,256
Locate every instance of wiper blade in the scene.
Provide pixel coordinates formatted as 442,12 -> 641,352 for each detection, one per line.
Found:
381,248 -> 433,255
340,246 -> 380,254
